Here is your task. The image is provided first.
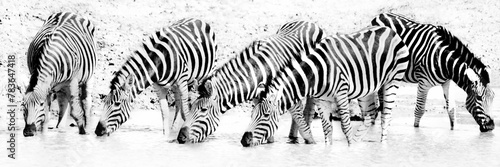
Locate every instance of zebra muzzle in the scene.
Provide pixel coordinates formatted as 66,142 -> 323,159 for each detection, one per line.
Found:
479,115 -> 495,132
95,121 -> 108,136
23,123 -> 37,137
177,126 -> 190,144
241,132 -> 254,147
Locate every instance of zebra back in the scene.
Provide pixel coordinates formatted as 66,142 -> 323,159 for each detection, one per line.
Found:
277,21 -> 324,55
27,12 -> 95,74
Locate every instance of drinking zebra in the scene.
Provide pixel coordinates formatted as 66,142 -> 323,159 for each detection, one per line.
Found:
177,21 -> 324,144
94,18 -> 217,136
23,12 -> 97,136
369,13 -> 494,132
241,26 -> 410,147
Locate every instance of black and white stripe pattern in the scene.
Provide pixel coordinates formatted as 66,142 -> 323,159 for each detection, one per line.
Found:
241,26 -> 410,146
177,21 -> 324,143
23,12 -> 96,136
94,18 -> 218,136
371,13 -> 495,131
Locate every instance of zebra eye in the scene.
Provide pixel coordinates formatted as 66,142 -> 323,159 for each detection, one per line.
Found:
262,109 -> 271,117
200,108 -> 208,112
263,112 -> 270,117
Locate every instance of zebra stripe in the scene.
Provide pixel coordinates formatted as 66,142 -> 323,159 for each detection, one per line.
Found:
371,13 -> 494,131
177,21 -> 324,144
22,12 -> 96,136
94,18 -> 218,136
241,26 -> 410,146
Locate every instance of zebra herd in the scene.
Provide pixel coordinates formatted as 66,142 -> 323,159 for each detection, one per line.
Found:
22,12 -> 495,147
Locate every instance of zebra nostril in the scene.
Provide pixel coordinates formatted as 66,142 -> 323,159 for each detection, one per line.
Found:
241,132 -> 253,147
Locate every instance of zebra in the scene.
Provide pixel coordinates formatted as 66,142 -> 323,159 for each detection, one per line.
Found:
177,21 -> 324,144
368,13 -> 495,132
22,12 -> 96,136
241,26 -> 410,147
94,18 -> 217,136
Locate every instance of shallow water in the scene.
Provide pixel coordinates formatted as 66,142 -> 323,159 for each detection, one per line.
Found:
2,111 -> 500,166
2,87 -> 500,166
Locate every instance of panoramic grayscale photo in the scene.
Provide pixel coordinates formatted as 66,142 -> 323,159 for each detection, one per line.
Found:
1,0 -> 499,166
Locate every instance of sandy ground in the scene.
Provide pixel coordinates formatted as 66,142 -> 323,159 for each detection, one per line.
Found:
1,0 -> 500,128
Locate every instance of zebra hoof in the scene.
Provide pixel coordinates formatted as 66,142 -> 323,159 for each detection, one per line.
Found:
304,139 -> 316,144
287,137 -> 299,144
78,126 -> 87,135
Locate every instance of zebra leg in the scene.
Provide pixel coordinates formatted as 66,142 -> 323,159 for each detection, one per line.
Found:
41,92 -> 53,132
336,91 -> 354,145
173,78 -> 190,127
414,84 -> 431,127
442,80 -> 456,130
287,98 -> 315,144
380,83 -> 399,141
68,81 -> 87,134
289,100 -> 316,144
55,89 -> 70,128
79,83 -> 91,131
154,85 -> 171,135
318,106 -> 333,144
287,119 -> 299,144
354,94 -> 377,141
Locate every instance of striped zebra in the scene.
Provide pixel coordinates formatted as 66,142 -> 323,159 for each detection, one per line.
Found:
369,13 -> 495,132
177,21 -> 324,144
241,26 -> 410,147
22,12 -> 96,136
94,18 -> 217,136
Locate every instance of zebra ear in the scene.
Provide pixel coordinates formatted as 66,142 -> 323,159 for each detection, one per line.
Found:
204,80 -> 213,96
269,85 -> 284,104
252,83 -> 267,105
192,79 -> 199,92
465,68 -> 480,83
123,74 -> 135,91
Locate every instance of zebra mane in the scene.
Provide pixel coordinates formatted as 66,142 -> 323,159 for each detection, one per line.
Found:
435,26 -> 490,85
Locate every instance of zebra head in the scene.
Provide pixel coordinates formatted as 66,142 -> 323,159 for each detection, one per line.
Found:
95,74 -> 135,136
178,79 -> 220,143
464,68 -> 495,132
22,92 -> 46,137
241,84 -> 282,147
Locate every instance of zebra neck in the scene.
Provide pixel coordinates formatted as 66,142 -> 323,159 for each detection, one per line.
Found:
439,45 -> 486,91
442,52 -> 473,92
210,76 -> 255,113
